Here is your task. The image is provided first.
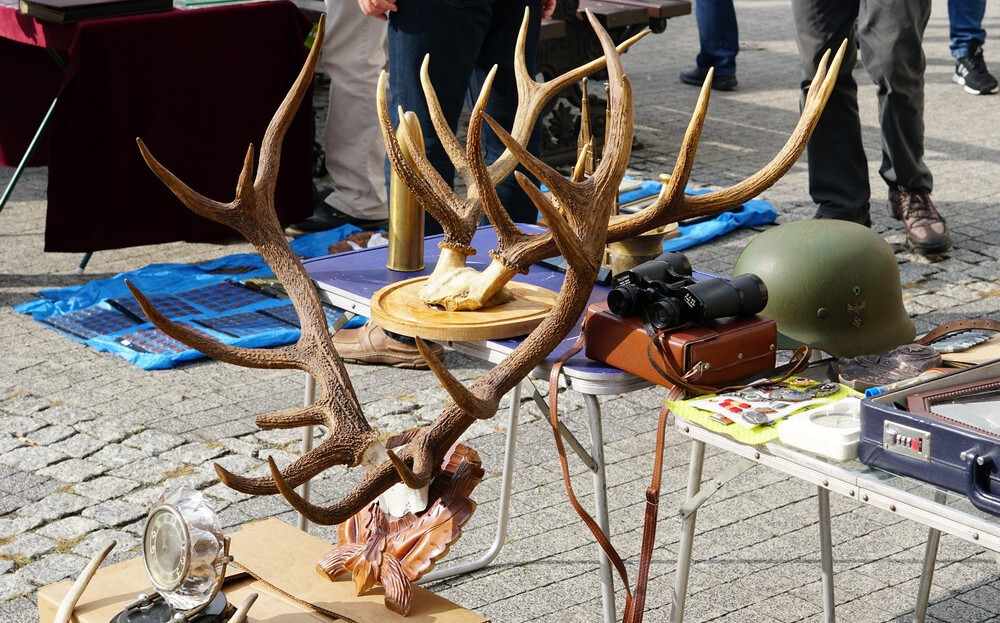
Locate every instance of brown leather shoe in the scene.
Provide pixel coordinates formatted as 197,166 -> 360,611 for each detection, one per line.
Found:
331,321 -> 444,369
888,187 -> 952,254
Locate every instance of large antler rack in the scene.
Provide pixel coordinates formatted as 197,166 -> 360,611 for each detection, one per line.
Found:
126,11 -> 637,526
391,37 -> 847,311
377,8 -> 648,311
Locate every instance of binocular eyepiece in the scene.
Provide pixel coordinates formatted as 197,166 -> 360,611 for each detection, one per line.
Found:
607,251 -> 767,331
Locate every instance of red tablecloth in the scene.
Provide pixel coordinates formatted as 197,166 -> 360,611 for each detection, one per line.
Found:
0,1 -> 314,252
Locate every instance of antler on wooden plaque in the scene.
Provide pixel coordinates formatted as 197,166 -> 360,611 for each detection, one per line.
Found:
127,2 -> 843,531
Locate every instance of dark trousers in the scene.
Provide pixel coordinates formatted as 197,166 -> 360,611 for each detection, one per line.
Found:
792,0 -> 933,220
387,0 -> 543,235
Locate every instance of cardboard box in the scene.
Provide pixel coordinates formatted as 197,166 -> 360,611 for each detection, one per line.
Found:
38,518 -> 490,623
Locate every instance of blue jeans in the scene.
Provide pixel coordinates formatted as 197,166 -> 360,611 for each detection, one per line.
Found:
387,0 -> 542,235
694,0 -> 739,74
948,0 -> 987,60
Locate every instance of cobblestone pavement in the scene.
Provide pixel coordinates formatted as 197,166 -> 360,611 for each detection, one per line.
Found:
2,0 -> 1000,621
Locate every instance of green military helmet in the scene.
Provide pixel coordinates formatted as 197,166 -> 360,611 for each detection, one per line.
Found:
733,219 -> 915,358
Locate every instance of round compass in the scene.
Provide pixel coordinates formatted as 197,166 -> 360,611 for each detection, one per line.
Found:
778,397 -> 862,461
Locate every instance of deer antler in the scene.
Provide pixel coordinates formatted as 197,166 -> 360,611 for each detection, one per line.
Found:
397,39 -> 847,312
377,9 -> 649,311
268,9 -> 634,525
130,16 -> 406,497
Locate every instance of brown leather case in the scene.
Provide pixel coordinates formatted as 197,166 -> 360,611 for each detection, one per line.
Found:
583,301 -> 778,389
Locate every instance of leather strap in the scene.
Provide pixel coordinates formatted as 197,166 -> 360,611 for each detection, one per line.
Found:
914,317 -> 1000,346
644,336 -> 812,395
548,330 -> 634,615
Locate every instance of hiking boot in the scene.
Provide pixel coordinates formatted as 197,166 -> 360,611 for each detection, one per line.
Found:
331,321 -> 445,369
953,42 -> 999,95
679,67 -> 738,91
888,187 -> 951,254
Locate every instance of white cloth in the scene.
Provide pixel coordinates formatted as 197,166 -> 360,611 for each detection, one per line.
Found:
321,0 -> 388,220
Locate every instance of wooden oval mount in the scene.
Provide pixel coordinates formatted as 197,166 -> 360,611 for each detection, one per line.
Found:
370,276 -> 558,341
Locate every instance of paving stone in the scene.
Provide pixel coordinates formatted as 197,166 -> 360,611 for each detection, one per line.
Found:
0,434 -> 23,455
37,458 -> 108,483
78,419 -> 141,444
89,444 -> 150,468
0,573 -> 34,601
158,440 -> 227,465
0,394 -> 51,418
35,404 -> 98,426
20,493 -> 92,522
37,515 -> 102,541
20,552 -> 89,587
0,532 -> 56,559
0,446 -> 66,471
122,429 -> 186,455
25,423 -> 76,446
73,475 -> 140,500
0,415 -> 44,436
108,456 -> 185,485
80,499 -> 148,528
49,433 -> 104,459
0,516 -> 43,540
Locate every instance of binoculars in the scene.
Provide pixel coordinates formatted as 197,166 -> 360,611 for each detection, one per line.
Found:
607,251 -> 768,330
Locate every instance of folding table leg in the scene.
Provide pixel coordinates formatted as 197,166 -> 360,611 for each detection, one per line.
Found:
817,487 -> 836,622
582,393 -> 615,623
419,381 -> 522,583
670,439 -> 706,623
912,490 -> 945,623
0,98 -> 58,215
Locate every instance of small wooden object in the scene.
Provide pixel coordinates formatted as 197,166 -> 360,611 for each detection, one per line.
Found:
370,276 -> 558,341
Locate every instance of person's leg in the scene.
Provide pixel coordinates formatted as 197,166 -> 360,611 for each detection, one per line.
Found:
860,0 -> 949,253
322,0 -> 389,221
948,0 -> 997,94
476,0 -> 542,225
695,0 -> 739,75
858,0 -> 932,193
948,0 -> 986,60
680,0 -> 739,89
387,0 -> 491,235
791,0 -> 871,223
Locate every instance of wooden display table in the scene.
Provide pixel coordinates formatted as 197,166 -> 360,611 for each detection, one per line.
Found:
38,518 -> 489,623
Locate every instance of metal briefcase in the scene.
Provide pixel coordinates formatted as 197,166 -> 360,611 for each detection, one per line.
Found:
859,359 -> 1000,516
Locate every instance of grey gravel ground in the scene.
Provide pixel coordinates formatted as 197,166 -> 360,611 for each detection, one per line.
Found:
2,0 -> 1000,621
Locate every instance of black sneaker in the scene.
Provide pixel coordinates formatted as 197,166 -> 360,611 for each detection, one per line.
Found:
953,42 -> 999,95
284,188 -> 389,236
679,67 -> 738,91
888,187 -> 952,254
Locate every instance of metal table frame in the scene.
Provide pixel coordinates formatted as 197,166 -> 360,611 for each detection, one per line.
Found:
300,226 -> 658,623
669,410 -> 1000,623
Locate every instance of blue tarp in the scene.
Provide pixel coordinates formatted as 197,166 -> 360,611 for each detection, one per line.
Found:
15,226 -> 367,370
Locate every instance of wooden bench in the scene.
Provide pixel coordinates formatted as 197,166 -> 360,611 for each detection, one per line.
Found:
538,0 -> 692,165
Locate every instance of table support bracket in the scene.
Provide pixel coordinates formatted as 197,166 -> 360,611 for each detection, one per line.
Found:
678,456 -> 755,519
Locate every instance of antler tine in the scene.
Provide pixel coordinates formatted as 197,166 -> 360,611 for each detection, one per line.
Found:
126,279 -> 303,370
682,39 -> 846,216
216,433 -> 371,495
376,71 -> 475,241
486,7 -> 649,183
416,336 -> 500,420
418,56 -> 494,188
609,67 -> 713,238
266,455 -> 404,525
256,13 -> 326,195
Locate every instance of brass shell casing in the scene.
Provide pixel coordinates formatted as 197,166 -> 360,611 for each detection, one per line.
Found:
387,110 -> 425,272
